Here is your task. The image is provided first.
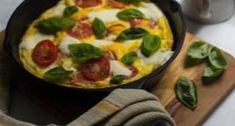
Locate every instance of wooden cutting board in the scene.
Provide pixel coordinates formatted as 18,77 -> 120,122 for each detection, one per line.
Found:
1,31 -> 235,126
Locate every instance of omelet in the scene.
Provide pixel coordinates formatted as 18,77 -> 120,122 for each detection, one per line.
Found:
19,0 -> 174,88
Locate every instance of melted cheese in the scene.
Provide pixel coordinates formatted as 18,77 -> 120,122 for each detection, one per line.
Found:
138,3 -> 163,20
59,35 -> 80,55
92,40 -> 113,48
110,60 -> 131,76
88,9 -> 120,23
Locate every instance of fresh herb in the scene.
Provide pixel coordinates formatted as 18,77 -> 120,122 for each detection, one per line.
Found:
175,76 -> 197,110
92,18 -> 106,39
111,75 -> 127,84
141,34 -> 161,57
44,67 -> 72,82
64,6 -> 78,16
117,0 -> 143,5
69,43 -> 103,63
117,9 -> 144,21
116,28 -> 148,41
121,51 -> 138,65
187,41 -> 209,60
36,17 -> 75,34
208,47 -> 228,69
203,66 -> 225,78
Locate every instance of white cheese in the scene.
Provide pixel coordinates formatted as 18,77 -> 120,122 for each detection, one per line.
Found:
59,35 -> 81,55
51,3 -> 66,16
92,40 -> 113,48
138,3 -> 163,20
110,60 -> 132,76
20,33 -> 54,50
137,50 -> 173,65
88,9 -> 120,23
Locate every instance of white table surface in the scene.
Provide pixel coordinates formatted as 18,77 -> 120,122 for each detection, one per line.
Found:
0,0 -> 235,125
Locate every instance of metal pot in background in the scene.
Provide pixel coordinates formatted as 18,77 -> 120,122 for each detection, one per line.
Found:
181,0 -> 234,23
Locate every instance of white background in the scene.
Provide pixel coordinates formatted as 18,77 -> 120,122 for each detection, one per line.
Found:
0,0 -> 235,125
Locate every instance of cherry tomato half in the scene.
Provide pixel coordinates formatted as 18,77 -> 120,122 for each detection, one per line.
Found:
81,57 -> 110,81
129,66 -> 139,78
108,0 -> 126,9
76,0 -> 102,8
67,21 -> 93,39
32,40 -> 58,67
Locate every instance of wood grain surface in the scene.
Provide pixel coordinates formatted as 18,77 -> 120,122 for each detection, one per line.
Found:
1,31 -> 235,126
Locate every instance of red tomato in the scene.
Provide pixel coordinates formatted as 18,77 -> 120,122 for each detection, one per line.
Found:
76,0 -> 102,8
67,21 -> 93,39
81,57 -> 110,81
108,0 -> 126,9
32,40 -> 58,67
129,66 -> 139,78
129,18 -> 143,27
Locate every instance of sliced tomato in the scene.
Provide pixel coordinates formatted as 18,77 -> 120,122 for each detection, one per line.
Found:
32,40 -> 58,67
67,21 -> 93,39
81,57 -> 110,81
129,66 -> 139,78
76,0 -> 102,8
129,18 -> 143,27
108,0 -> 126,9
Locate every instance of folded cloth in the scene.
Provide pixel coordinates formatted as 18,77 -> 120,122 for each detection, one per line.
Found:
68,89 -> 176,126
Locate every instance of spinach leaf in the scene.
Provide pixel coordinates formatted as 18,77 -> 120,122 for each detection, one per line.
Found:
36,17 -> 75,34
175,76 -> 197,110
69,43 -> 103,63
116,28 -> 148,41
44,67 -> 72,82
141,34 -> 161,57
111,75 -> 127,84
203,66 -> 225,78
117,9 -> 144,21
117,0 -> 143,5
187,41 -> 209,59
208,47 -> 228,69
92,18 -> 106,39
121,51 -> 138,65
64,6 -> 78,16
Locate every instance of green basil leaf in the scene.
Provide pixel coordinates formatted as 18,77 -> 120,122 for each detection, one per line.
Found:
203,66 -> 225,78
69,43 -> 103,63
117,28 -> 148,41
117,0 -> 143,5
141,34 -> 161,57
187,41 -> 209,59
92,18 -> 106,39
121,51 -> 138,65
111,75 -> 127,84
175,76 -> 197,110
37,17 -> 76,34
44,67 -> 72,82
209,47 -> 228,69
117,9 -> 144,21
64,6 -> 78,16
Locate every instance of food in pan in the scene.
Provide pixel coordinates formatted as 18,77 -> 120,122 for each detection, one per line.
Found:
19,0 -> 174,88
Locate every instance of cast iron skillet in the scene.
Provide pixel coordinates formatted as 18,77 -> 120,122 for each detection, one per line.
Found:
4,0 -> 186,93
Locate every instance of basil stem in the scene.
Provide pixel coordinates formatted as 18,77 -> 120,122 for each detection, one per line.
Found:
69,43 -> 103,63
116,28 -> 148,41
44,67 -> 72,82
92,18 -> 106,39
175,76 -> 197,110
203,66 -> 225,78
64,6 -> 78,16
187,41 -> 209,60
208,47 -> 228,69
121,51 -> 138,65
36,17 -> 76,34
111,75 -> 127,84
117,9 -> 144,21
141,34 -> 161,57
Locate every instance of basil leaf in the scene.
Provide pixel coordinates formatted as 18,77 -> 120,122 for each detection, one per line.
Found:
44,67 -> 72,82
175,76 -> 197,110
69,43 -> 103,63
117,28 -> 148,41
92,18 -> 106,39
141,34 -> 161,57
117,9 -> 144,21
209,47 -> 228,69
117,0 -> 143,5
203,66 -> 225,78
121,51 -> 138,65
64,6 -> 78,16
37,17 -> 76,34
187,41 -> 209,59
111,75 -> 127,84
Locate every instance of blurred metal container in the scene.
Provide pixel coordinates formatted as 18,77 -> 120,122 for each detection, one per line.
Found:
181,0 -> 234,23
